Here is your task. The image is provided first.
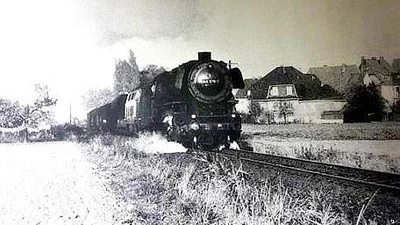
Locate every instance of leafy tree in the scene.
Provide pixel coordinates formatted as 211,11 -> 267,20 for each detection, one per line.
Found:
0,84 -> 56,130
0,99 -> 24,128
114,50 -> 165,93
81,87 -> 117,111
391,101 -> 400,121
140,64 -> 166,86
25,84 -> 57,129
0,84 -> 56,142
114,50 -> 141,93
249,101 -> 262,123
343,84 -> 385,122
278,101 -> 290,124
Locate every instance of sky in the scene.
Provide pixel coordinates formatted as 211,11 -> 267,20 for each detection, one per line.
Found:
0,0 -> 399,122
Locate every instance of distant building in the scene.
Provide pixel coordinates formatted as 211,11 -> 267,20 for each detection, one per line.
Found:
359,56 -> 400,107
260,83 -> 299,123
307,64 -> 362,94
393,59 -> 400,72
236,66 -> 345,124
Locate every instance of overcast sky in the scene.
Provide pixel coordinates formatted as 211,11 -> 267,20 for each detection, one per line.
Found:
0,0 -> 399,122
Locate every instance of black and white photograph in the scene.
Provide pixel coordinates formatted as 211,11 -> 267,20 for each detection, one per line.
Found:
0,0 -> 399,224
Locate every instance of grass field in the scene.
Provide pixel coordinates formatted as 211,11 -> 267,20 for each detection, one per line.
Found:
242,122 -> 400,140
84,135 -> 346,224
83,134 -> 400,224
242,123 -> 400,173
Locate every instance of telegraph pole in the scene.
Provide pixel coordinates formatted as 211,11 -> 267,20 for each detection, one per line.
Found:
69,102 -> 72,124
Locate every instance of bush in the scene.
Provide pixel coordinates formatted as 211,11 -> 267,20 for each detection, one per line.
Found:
51,123 -> 86,141
344,84 -> 385,123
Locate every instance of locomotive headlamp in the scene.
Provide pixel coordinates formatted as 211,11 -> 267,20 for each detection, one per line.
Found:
191,114 -> 197,119
231,114 -> 236,118
189,122 -> 200,131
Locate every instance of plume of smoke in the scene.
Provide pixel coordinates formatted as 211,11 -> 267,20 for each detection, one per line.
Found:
74,0 -> 203,46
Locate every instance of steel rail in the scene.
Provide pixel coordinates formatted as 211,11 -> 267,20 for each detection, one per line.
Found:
209,148 -> 400,192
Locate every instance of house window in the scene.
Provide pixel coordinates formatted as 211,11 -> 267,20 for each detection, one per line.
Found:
287,86 -> 293,96
271,86 -> 278,96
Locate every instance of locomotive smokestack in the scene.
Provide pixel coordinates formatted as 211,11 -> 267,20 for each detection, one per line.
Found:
198,52 -> 211,61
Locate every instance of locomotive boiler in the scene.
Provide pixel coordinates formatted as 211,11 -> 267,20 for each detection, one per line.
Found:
87,52 -> 245,150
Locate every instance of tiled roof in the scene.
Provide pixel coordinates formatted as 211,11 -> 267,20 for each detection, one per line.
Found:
360,57 -> 397,85
247,66 -> 340,100
360,57 -> 396,75
307,64 -> 362,94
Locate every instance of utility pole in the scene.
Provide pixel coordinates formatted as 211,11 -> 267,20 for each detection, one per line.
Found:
69,102 -> 72,124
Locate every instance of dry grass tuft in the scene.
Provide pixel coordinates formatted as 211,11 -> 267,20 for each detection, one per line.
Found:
82,134 -> 358,224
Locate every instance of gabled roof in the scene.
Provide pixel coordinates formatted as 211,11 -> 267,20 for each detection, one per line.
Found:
360,57 -> 399,85
247,66 -> 340,100
360,57 -> 396,75
307,64 -> 362,94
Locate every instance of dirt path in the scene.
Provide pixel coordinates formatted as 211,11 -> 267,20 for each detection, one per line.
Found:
0,141 -> 127,225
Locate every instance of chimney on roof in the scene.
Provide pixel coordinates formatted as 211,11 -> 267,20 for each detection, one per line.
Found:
198,52 -> 211,61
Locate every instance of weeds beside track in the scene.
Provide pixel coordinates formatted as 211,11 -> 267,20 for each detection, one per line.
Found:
210,149 -> 400,193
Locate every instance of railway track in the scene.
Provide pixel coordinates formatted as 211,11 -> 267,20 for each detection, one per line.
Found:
206,147 -> 400,192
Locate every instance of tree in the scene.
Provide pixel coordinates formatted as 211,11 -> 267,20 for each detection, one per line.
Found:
249,101 -> 262,123
81,87 -> 117,111
391,101 -> 400,121
278,101 -> 291,124
0,99 -> 24,128
140,64 -> 166,86
25,84 -> 57,129
0,84 -> 57,142
114,50 -> 141,93
343,84 -> 385,122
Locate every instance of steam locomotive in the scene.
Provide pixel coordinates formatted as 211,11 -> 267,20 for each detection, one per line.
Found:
87,52 -> 245,149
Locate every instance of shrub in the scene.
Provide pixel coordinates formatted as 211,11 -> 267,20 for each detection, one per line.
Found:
344,84 -> 385,123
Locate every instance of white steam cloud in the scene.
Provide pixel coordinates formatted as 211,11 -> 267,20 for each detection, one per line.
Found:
74,0 -> 203,45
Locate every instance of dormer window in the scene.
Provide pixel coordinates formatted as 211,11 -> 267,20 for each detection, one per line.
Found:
271,87 -> 278,96
287,86 -> 293,96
